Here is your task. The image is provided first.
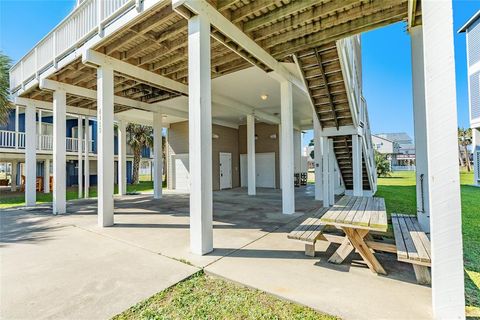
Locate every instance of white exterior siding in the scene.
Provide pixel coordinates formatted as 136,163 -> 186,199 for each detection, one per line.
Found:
466,18 -> 480,125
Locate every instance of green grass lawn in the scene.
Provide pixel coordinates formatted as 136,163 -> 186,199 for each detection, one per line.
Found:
0,181 -> 154,209
114,271 -> 336,320
376,171 -> 479,316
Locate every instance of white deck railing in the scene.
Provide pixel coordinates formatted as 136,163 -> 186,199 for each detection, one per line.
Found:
38,134 -> 53,150
0,130 -> 93,153
10,0 -> 135,91
0,130 -> 18,149
66,137 -> 78,152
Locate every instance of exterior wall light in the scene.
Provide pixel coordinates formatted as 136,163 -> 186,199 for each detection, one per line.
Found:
212,133 -> 219,139
270,134 -> 277,139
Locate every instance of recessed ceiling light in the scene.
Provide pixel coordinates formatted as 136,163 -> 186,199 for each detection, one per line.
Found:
260,94 -> 268,101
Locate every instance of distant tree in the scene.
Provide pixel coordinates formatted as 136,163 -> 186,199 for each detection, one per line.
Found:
0,52 -> 12,125
308,139 -> 314,159
375,150 -> 391,177
126,123 -> 153,184
458,127 -> 472,172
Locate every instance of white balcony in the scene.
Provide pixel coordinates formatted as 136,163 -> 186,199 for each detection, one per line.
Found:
0,130 -> 93,153
9,0 -> 136,92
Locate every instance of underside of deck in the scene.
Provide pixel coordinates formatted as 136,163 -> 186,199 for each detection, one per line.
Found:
17,0 -> 420,114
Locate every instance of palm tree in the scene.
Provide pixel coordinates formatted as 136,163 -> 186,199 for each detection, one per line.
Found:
375,150 -> 391,177
458,127 -> 472,171
126,123 -> 153,184
0,52 -> 12,125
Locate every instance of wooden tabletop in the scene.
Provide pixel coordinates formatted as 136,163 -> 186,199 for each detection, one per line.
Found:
320,196 -> 387,232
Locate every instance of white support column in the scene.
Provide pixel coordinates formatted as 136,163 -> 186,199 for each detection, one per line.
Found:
474,128 -> 480,186
166,128 -> 172,190
118,120 -> 127,196
84,118 -> 90,198
15,105 -> 19,149
44,158 -> 50,193
53,90 -> 66,214
278,124 -> 282,188
313,114 -> 322,200
410,25 -> 430,230
97,66 -> 115,227
293,129 -> 302,174
352,134 -> 363,196
328,139 -> 335,205
153,113 -> 163,199
38,109 -> 42,150
77,116 -> 83,198
188,14 -> 213,255
25,103 -> 36,206
321,137 -> 331,206
280,81 -> 295,214
246,114 -> 256,195
421,1 -> 465,318
11,160 -> 17,192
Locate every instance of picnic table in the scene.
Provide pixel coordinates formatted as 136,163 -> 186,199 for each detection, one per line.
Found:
320,195 -> 388,275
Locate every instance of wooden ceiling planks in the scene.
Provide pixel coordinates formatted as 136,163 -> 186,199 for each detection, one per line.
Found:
22,0 -> 416,112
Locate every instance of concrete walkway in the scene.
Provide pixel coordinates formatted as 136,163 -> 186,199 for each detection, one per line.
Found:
0,204 -> 199,320
1,187 -> 432,319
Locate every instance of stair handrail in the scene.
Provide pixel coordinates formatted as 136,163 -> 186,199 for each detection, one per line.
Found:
337,35 -> 363,128
360,97 -> 377,193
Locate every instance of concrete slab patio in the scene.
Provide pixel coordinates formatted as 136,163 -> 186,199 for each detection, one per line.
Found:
1,186 -> 432,319
0,205 -> 199,320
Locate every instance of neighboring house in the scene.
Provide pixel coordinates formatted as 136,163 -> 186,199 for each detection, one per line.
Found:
371,135 -> 400,169
375,132 -> 415,169
460,12 -> 480,186
0,108 -> 153,191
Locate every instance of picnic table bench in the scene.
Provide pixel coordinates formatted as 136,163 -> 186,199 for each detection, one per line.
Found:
391,213 -> 431,284
288,195 -> 391,275
287,207 -> 329,256
287,196 -> 432,284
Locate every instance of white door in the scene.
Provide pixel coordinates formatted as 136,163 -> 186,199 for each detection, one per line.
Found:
240,152 -> 275,188
219,152 -> 232,190
173,154 -> 190,191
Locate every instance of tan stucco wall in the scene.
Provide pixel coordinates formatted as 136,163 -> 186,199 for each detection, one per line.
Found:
238,123 -> 280,189
167,121 -> 240,191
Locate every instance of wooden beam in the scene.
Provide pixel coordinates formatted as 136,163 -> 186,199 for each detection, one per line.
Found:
248,0 -> 358,36
270,5 -> 407,58
260,0 -> 404,51
105,4 -> 174,55
244,0 -> 325,32
229,0 -> 278,24
216,0 -> 240,12
173,0 -> 306,92
82,49 -> 189,95
122,19 -> 186,61
407,0 -> 418,29
136,34 -> 187,66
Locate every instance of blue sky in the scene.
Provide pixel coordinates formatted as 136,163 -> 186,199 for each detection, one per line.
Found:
0,0 -> 479,148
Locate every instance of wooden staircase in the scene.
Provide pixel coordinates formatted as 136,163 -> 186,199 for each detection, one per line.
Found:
332,135 -> 370,190
296,42 -> 353,129
296,41 -> 372,191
